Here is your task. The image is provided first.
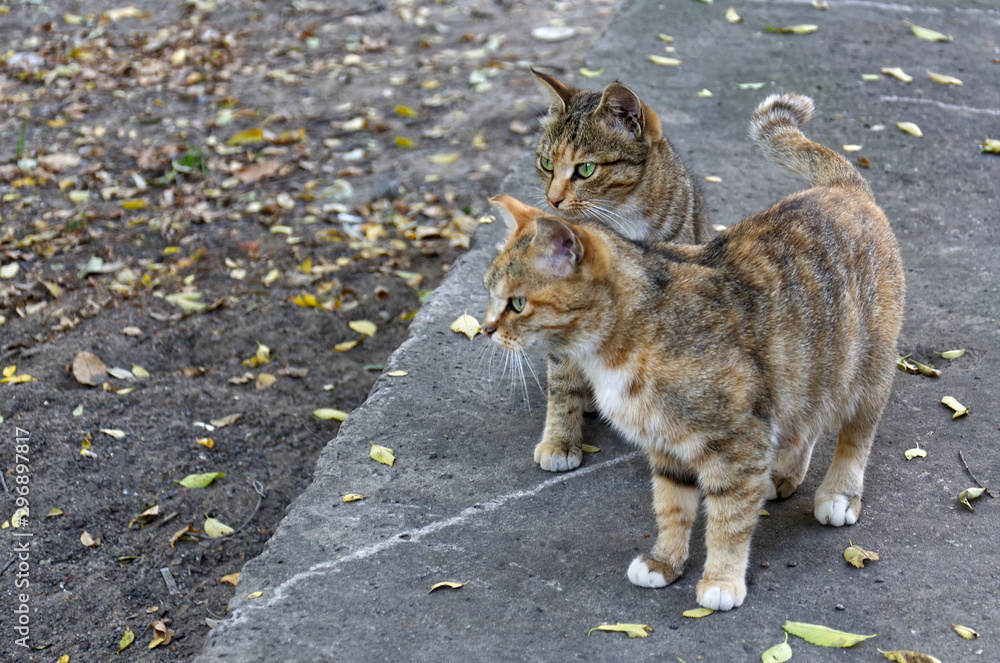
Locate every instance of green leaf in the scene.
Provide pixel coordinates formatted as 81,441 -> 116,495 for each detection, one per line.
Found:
958,487 -> 986,511
939,349 -> 965,360
579,67 -> 604,78
782,621 -> 876,647
682,607 -> 714,618
117,627 -> 135,653
175,472 -> 226,489
904,21 -> 952,42
766,24 -> 818,34
370,443 -> 395,466
313,408 -> 348,421
587,623 -> 651,638
204,517 -> 234,538
737,82 -> 767,90
878,649 -> 943,663
762,634 -> 792,663
349,319 -> 377,336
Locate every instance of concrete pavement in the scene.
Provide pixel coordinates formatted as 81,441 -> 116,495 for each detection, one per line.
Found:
198,1 -> 1000,660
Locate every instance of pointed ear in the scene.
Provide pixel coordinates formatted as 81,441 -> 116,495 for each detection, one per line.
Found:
489,194 -> 543,235
531,67 -> 578,114
597,81 -> 645,139
531,217 -> 584,278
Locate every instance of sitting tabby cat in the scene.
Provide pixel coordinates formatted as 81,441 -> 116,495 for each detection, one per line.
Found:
482,93 -> 904,610
530,68 -> 710,473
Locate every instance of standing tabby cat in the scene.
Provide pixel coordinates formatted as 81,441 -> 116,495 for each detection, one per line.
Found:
482,93 -> 904,610
531,68 -> 710,473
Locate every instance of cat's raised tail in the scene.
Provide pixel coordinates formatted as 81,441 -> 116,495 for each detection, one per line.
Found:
749,93 -> 872,195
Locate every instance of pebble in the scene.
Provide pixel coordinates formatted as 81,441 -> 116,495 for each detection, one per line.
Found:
835,604 -> 845,611
787,561 -> 797,567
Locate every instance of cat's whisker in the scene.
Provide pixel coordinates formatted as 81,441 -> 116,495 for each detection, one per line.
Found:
519,347 -> 546,400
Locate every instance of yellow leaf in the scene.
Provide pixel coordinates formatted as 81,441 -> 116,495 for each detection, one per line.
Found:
220,573 -> 240,586
579,67 -> 605,78
982,138 -> 1000,154
861,73 -> 881,81
939,349 -> 965,360
68,190 -> 90,203
896,122 -> 923,138
148,637 -> 165,650
170,525 -> 197,548
255,373 -> 276,390
11,507 -> 28,528
648,55 -> 683,66
196,437 -> 215,449
428,581 -> 469,593
370,443 -> 395,466
395,105 -> 419,118
759,509 -> 770,516
122,199 -> 147,210
927,71 -> 962,86
2,365 -> 16,378
47,508 -> 64,518
450,312 -> 482,340
881,67 -> 913,83
844,541 -> 880,568
696,89 -> 713,98
904,445 -> 927,460
386,370 -> 409,377
227,128 -> 265,145
767,24 -> 819,34
658,34 -> 674,42
762,634 -> 792,663
132,365 -> 149,378
247,591 -> 263,599
104,7 -> 145,21
0,263 -> 19,279
59,655 -> 69,663
210,413 -> 242,428
395,136 -> 417,148
164,291 -> 207,311
349,320 -> 377,337
951,623 -> 978,639
958,487 -> 986,511
175,472 -> 225,488
783,621 -> 876,647
81,531 -> 101,547
587,623 -> 651,638
842,144 -> 862,152
704,175 -> 722,183
204,517 -> 234,538
292,293 -> 321,308
313,408 -> 348,421
581,444 -> 601,453
904,21 -> 952,42
683,607 -> 714,618
334,339 -> 360,352
724,7 -> 742,23
100,429 -> 126,439
427,153 -> 460,165
737,82 -> 767,90
878,649 -> 943,663
941,396 -> 969,418
342,494 -> 368,502
117,628 -> 135,653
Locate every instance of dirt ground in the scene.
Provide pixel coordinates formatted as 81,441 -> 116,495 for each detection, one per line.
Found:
0,0 -> 622,660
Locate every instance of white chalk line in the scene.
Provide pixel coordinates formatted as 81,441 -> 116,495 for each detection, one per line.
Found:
214,450 -> 642,631
881,95 -> 1000,117
748,0 -> 997,14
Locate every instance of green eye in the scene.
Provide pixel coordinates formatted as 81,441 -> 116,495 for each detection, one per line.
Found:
539,156 -> 554,172
509,297 -> 526,313
575,162 -> 595,178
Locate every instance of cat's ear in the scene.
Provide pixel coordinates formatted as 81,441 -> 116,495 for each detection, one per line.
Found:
489,194 -> 541,235
597,81 -> 646,139
531,68 -> 577,113
531,217 -> 584,278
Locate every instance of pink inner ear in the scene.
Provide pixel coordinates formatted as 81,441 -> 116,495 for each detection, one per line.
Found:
600,84 -> 644,137
533,218 -> 581,278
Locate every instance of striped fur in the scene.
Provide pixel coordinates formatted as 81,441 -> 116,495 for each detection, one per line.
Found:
483,94 -> 904,610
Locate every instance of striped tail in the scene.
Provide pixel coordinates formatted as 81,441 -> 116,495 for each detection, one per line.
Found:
748,93 -> 871,195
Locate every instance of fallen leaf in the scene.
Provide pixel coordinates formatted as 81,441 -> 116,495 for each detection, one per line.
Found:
911,359 -> 940,378
349,320 -> 377,336
47,508 -> 64,518
255,373 -> 276,390
220,573 -> 240,586
450,311 -> 482,340
904,21 -> 952,42
38,152 -> 82,171
767,24 -> 819,34
581,444 -> 601,453
782,621 -> 876,647
648,55 -> 683,66
941,396 -> 969,418
342,494 -> 368,502
982,138 -> 1000,154
939,349 -> 965,360
951,623 -> 978,639
0,263 -> 19,279
386,370 -> 409,377
844,541 -> 880,568
896,122 -> 923,137
878,649 -> 942,663
108,367 -> 134,380
958,487 -> 986,511
683,607 -> 714,618
760,509 -> 770,516
927,71 -> 962,86
165,291 -> 207,311
132,365 -> 150,378
579,67 -> 605,78
697,89 -> 713,98
313,408 -> 348,421
204,517 -> 234,538
427,153 -> 460,165
857,156 -> 872,168
704,175 -> 722,183
73,351 -> 108,386
210,413 -> 242,428
370,443 -> 395,466
11,507 -> 28,528
196,438 -> 215,449
170,524 -> 197,548
247,591 -> 264,599
292,293 -> 322,308
149,619 -> 174,649
904,445 -> 926,460
587,623 -> 651,638
122,326 -> 142,336
737,82 -> 767,90
227,128 -> 265,146
842,144 -> 862,152
81,531 -> 101,547
428,581 -> 469,593
724,7 -> 742,23
235,159 -> 280,184
334,339 -> 360,352
175,472 -> 225,488
762,634 -> 792,663
117,628 -> 135,654
100,428 -> 125,439
881,67 -> 913,83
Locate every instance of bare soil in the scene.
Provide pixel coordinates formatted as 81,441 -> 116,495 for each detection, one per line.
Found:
0,0 -> 621,660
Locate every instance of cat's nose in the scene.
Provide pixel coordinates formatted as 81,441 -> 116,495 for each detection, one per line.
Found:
547,193 -> 564,209
482,322 -> 495,337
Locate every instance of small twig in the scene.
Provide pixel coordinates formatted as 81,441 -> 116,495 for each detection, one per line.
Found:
959,450 -> 992,497
0,469 -> 9,495
0,555 -> 16,577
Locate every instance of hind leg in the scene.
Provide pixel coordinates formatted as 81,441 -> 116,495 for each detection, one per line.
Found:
815,408 -> 881,526
766,434 -> 817,501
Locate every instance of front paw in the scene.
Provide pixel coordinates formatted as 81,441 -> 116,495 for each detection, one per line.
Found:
696,577 -> 746,611
534,440 -> 582,472
814,493 -> 860,526
627,555 -> 682,588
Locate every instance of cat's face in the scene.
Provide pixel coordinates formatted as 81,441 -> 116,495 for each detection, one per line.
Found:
482,195 -> 604,355
532,70 -> 661,226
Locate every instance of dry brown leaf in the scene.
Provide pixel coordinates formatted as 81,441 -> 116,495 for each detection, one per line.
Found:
81,531 -> 101,547
236,160 -> 281,184
255,373 -> 277,390
73,351 -> 108,386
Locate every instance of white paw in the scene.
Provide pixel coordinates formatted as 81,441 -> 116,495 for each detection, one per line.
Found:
627,557 -> 667,588
535,443 -> 582,472
814,495 -> 858,526
764,481 -> 778,501
697,583 -> 744,611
